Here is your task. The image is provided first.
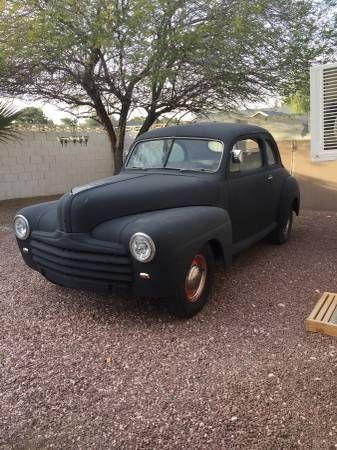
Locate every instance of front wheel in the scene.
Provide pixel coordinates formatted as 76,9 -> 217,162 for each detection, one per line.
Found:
170,245 -> 214,318
269,208 -> 293,245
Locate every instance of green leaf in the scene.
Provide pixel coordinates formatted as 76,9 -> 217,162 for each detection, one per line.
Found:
0,102 -> 21,143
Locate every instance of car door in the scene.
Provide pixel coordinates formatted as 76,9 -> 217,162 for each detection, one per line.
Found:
226,135 -> 273,243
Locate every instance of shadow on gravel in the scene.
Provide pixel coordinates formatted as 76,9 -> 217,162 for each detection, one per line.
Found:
40,243 -> 270,325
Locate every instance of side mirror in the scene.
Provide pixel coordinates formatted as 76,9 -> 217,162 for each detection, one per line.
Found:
231,148 -> 243,164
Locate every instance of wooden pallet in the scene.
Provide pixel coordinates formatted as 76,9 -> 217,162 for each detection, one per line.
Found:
306,292 -> 337,337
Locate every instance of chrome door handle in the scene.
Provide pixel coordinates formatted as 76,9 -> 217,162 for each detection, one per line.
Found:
266,174 -> 273,182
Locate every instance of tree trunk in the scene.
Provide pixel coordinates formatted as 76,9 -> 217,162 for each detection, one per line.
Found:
90,96 -> 120,174
114,100 -> 131,173
103,122 -> 121,174
114,130 -> 125,173
104,130 -> 123,174
137,111 -> 158,136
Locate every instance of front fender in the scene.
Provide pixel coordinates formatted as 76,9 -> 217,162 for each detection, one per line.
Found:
16,200 -> 59,233
92,206 -> 232,297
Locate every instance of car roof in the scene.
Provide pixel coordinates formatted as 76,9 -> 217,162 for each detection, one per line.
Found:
135,122 -> 269,143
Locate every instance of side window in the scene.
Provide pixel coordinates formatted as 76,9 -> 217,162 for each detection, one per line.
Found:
229,139 -> 263,173
265,140 -> 278,166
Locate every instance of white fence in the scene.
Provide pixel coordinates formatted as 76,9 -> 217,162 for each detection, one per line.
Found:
0,131 -> 135,201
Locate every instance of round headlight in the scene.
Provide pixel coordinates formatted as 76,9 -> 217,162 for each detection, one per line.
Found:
14,215 -> 30,240
129,232 -> 156,263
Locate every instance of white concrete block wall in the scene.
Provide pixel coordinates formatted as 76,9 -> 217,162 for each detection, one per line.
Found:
0,131 -> 136,201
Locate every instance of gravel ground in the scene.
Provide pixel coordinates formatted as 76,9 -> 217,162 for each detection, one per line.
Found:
1,201 -> 337,449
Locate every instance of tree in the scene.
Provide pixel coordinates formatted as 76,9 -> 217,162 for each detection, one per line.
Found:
0,102 -> 21,143
0,0 -> 326,172
284,90 -> 310,114
60,117 -> 78,128
127,116 -> 147,126
16,106 -> 52,125
83,117 -> 101,128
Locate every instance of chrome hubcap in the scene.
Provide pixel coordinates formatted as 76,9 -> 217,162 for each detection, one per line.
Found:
185,254 -> 207,303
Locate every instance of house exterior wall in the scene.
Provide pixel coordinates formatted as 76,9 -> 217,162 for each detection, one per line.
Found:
278,140 -> 337,211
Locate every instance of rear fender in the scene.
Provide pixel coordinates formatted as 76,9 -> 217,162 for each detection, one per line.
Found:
278,176 -> 301,226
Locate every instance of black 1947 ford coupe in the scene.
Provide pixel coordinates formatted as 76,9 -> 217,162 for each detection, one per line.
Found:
14,123 -> 300,318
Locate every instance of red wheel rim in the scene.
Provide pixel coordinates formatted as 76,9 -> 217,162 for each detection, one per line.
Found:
184,254 -> 207,303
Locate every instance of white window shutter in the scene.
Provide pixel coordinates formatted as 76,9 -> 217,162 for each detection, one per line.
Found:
311,63 -> 337,161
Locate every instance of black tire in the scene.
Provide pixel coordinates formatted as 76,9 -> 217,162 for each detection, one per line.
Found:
170,244 -> 214,318
269,208 -> 293,245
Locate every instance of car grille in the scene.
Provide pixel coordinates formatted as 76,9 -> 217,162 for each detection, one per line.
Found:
30,231 -> 132,286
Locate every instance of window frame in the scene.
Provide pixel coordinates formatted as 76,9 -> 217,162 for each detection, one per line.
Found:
125,136 -> 225,173
263,137 -> 281,167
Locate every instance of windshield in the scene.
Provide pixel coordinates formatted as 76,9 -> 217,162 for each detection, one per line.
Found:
126,138 -> 224,172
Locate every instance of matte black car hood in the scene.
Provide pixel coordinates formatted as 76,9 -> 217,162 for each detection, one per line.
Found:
58,171 -> 220,233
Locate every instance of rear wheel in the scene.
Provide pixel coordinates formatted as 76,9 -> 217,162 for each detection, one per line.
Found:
170,245 -> 214,318
269,207 -> 293,245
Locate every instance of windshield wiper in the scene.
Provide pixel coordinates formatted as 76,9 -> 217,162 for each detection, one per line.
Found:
128,166 -> 213,173
152,167 -> 189,172
144,167 -> 178,171
128,166 -> 148,170
178,168 -> 213,173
